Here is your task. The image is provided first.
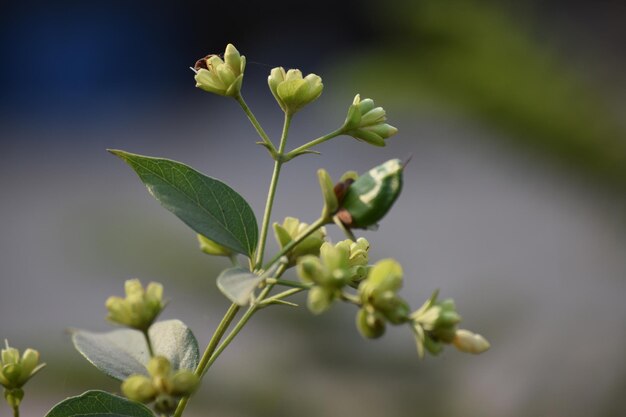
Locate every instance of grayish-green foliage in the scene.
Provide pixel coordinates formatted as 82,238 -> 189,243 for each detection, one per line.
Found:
217,267 -> 265,306
72,320 -> 199,381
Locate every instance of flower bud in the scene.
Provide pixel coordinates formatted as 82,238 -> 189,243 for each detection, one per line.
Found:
453,329 -> 490,354
0,342 -> 45,390
170,370 -> 199,396
273,217 -> 326,265
121,375 -> 157,403
197,234 -> 234,257
268,67 -> 323,115
194,43 -> 246,97
359,259 -> 403,299
342,95 -> 398,146
147,356 -> 171,378
154,394 -> 177,414
105,279 -> 165,331
356,309 -> 386,339
307,286 -> 335,315
318,169 -> 338,220
337,159 -> 404,229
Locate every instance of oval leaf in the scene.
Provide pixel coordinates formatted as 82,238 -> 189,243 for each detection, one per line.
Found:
109,150 -> 258,257
217,267 -> 264,306
72,319 -> 199,381
45,390 -> 155,417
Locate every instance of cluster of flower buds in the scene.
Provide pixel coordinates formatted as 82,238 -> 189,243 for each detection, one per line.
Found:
194,44 -> 246,98
105,279 -> 166,331
0,341 -> 45,409
297,238 -> 370,314
342,94 -> 398,146
122,356 -> 199,414
356,259 -> 410,338
410,291 -> 490,358
268,67 -> 323,115
273,217 -> 326,266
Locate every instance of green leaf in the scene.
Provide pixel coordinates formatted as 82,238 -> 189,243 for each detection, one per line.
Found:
72,319 -> 199,381
109,150 -> 258,257
217,267 -> 264,306
45,390 -> 155,417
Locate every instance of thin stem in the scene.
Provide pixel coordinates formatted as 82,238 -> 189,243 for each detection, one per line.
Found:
172,303 -> 240,417
263,217 -> 326,270
267,279 -> 311,289
235,94 -> 276,153
12,405 -> 19,417
142,330 -> 154,357
254,113 -> 292,269
340,292 -> 362,306
285,128 -> 344,159
260,288 -> 305,306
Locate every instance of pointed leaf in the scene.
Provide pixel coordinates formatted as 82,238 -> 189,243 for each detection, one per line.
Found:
72,320 -> 199,381
45,390 -> 155,417
109,150 -> 258,257
217,267 -> 264,306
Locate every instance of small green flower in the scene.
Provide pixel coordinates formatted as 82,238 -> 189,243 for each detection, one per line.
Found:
297,239 -> 371,314
358,259 -> 410,326
342,94 -> 398,146
273,217 -> 326,265
409,291 -> 488,358
121,356 -> 199,412
194,43 -> 246,97
0,341 -> 45,391
268,67 -> 323,115
105,279 -> 166,331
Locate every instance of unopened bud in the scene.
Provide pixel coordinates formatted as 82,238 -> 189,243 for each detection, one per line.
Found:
342,95 -> 398,146
197,234 -> 234,257
121,375 -> 157,403
453,329 -> 490,354
268,67 -> 323,115
170,370 -> 199,396
356,309 -> 386,339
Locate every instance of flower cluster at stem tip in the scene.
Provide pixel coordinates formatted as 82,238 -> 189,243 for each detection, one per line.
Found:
0,341 -> 45,409
105,279 -> 166,331
122,356 -> 198,415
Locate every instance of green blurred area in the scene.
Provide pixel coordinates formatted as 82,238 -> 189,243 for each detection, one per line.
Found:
334,0 -> 626,189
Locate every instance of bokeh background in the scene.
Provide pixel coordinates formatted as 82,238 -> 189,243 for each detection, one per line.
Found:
1,0 -> 625,416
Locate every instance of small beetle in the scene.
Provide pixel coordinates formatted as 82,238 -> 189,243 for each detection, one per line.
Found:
336,158 -> 404,229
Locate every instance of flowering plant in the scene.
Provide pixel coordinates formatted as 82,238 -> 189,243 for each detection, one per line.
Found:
3,44 -> 488,417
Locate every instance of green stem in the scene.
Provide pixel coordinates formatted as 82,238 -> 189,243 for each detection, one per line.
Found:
142,330 -> 154,357
172,303 -> 240,417
263,217 -> 326,270
254,113 -> 292,269
267,279 -> 311,289
260,288 -> 305,306
12,405 -> 19,417
235,94 -> 276,153
340,292 -> 362,306
200,263 -> 289,374
285,128 -> 344,160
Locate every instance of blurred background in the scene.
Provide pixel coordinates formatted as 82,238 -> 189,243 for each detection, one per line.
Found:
1,0 -> 625,416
